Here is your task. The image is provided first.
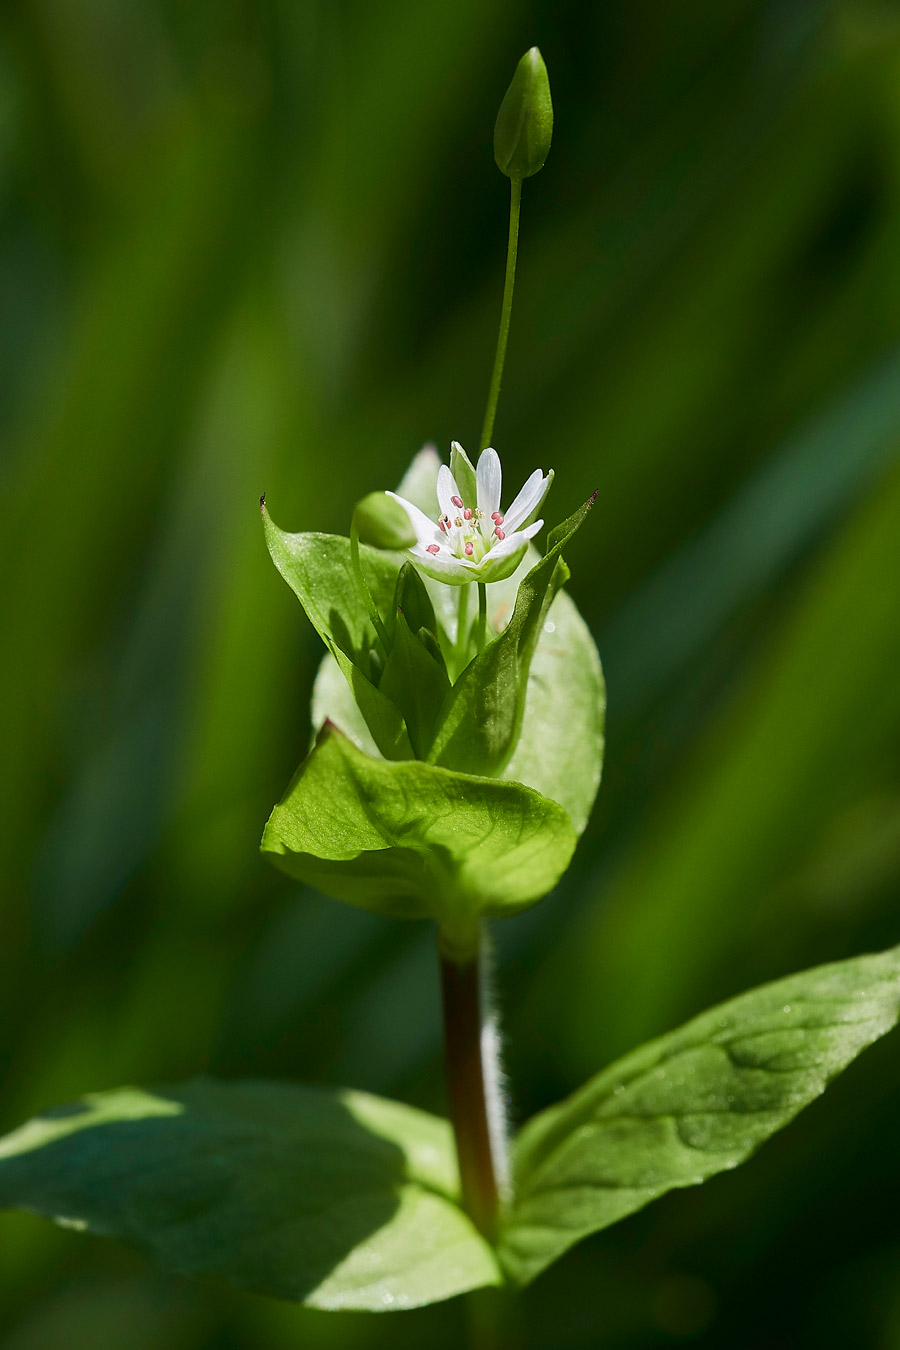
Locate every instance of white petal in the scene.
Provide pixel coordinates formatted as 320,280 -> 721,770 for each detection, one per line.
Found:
502,470 -> 550,533
476,447 -> 502,518
489,522 -> 542,560
437,464 -> 463,519
385,491 -> 441,546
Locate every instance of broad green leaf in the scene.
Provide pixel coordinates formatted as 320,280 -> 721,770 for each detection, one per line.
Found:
0,1078 -> 501,1311
503,586 -> 605,836
428,494 -> 596,778
500,943 -> 900,1286
261,505 -> 412,760
261,723 -> 576,949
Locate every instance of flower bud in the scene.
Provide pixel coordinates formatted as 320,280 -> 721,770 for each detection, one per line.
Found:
493,47 -> 553,180
353,491 -> 416,549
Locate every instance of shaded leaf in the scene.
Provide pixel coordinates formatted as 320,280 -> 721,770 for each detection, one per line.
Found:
0,1078 -> 501,1311
261,506 -> 411,759
261,723 -> 576,949
501,943 -> 900,1286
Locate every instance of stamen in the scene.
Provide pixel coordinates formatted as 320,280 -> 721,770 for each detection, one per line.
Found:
426,543 -> 440,554
494,528 -> 506,541
464,542 -> 474,556
438,519 -> 447,532
451,495 -> 464,509
491,512 -> 504,524
464,507 -> 473,520
455,516 -> 463,528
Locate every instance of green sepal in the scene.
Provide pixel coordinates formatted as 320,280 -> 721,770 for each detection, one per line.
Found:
261,502 -> 412,760
428,493 -> 596,778
261,722 -> 577,950
0,1079 -> 502,1310
494,47 -> 553,180
450,441 -> 478,501
500,942 -> 900,1286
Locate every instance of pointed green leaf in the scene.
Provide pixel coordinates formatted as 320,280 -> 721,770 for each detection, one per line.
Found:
261,723 -> 576,948
0,1078 -> 501,1310
500,943 -> 900,1286
380,565 -> 450,758
428,494 -> 596,778
261,504 -> 412,760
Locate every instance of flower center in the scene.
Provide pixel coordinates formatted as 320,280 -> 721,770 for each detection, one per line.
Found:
434,497 -> 505,563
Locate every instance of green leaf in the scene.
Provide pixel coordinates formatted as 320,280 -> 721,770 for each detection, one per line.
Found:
428,494 -> 596,778
312,552 -> 605,836
261,504 -> 412,760
0,1078 -> 501,1311
503,585 -> 605,836
379,566 -> 450,758
261,722 -> 576,949
500,943 -> 900,1286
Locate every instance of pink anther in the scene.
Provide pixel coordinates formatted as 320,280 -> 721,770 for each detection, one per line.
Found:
438,519 -> 447,532
451,495 -> 464,509
464,507 -> 473,520
426,544 -> 440,554
491,512 -> 503,523
494,528 -> 506,541
464,542 -> 474,556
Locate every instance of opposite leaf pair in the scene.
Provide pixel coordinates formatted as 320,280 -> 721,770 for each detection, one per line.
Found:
2,944 -> 898,1310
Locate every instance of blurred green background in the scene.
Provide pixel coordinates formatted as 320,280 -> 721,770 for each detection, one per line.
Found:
2,0 -> 900,1345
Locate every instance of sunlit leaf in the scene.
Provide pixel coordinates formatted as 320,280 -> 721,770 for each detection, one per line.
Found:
502,943 -> 900,1285
261,723 -> 576,948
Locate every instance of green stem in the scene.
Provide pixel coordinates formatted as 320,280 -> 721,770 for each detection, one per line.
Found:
480,176 -> 522,451
455,582 -> 471,672
439,927 -> 502,1243
476,582 -> 488,650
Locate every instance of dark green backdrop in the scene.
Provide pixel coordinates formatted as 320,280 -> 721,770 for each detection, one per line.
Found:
2,1 -> 900,1346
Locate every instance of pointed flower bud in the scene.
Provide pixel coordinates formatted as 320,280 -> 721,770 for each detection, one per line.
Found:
493,47 -> 553,180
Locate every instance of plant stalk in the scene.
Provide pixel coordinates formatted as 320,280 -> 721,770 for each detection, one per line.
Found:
439,929 -> 502,1243
480,176 -> 523,451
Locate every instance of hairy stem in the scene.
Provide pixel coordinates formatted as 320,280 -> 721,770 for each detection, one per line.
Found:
439,927 -> 504,1242
480,176 -> 523,451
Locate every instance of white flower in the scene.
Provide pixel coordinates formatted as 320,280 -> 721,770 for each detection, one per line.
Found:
386,443 -> 552,584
